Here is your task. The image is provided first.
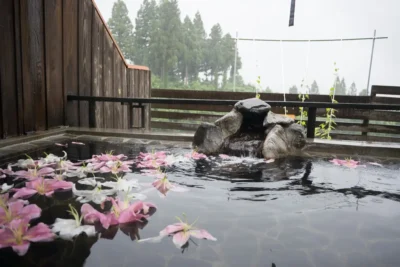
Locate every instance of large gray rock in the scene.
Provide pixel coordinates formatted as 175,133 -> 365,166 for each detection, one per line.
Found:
215,109 -> 243,139
285,123 -> 306,150
263,111 -> 294,127
234,98 -> 271,130
192,123 -> 224,154
234,98 -> 271,116
262,125 -> 289,159
262,123 -> 306,159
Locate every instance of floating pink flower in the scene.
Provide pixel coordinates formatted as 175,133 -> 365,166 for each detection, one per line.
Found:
139,215 -> 216,248
152,174 -> 188,197
89,153 -> 127,163
100,160 -> 133,174
0,200 -> 41,226
185,151 -> 207,160
13,167 -> 55,181
0,165 -> 14,178
219,154 -> 230,159
137,151 -> 169,169
82,197 -> 156,229
141,169 -> 164,179
0,219 -> 54,256
330,158 -> 360,168
13,178 -> 73,199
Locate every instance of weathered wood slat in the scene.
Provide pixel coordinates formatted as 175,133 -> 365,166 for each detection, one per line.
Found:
121,61 -> 128,129
151,121 -> 199,131
132,69 -> 141,127
103,32 -> 113,128
63,0 -> 79,127
20,0 -> 46,132
371,85 -> 400,96
145,70 -> 151,130
331,133 -> 400,143
127,69 -> 134,127
45,0 -> 63,128
113,47 -> 123,129
0,0 -> 19,138
151,111 -> 221,122
78,0 -> 92,127
152,89 -> 370,103
14,0 -> 24,136
91,10 -> 103,128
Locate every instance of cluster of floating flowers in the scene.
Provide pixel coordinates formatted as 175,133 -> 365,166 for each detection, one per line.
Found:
0,143 -> 219,256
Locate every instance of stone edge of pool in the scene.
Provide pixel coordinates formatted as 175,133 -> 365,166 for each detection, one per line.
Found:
0,127 -> 398,162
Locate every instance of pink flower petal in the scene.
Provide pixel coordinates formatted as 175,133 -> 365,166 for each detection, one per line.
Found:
13,188 -> 38,199
189,229 -> 217,241
12,242 -> 30,256
21,204 -> 42,220
25,223 -> 55,242
219,154 -> 230,159
81,204 -> 110,229
159,223 -> 186,236
172,231 -> 190,248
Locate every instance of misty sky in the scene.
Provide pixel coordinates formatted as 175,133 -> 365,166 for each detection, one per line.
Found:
95,0 -> 399,94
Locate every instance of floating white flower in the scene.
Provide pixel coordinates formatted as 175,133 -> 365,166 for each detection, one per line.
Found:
72,184 -> 115,204
51,205 -> 96,240
101,175 -> 141,192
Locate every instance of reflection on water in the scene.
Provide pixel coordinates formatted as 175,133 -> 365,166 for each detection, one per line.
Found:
1,140 -> 400,267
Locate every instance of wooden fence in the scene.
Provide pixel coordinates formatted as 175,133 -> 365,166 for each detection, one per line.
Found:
0,0 -> 151,139
151,86 -> 400,142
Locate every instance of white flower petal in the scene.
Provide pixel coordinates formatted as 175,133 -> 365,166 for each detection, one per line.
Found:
52,218 -> 96,240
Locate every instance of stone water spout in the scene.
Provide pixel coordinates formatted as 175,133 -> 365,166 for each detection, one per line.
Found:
192,98 -> 306,159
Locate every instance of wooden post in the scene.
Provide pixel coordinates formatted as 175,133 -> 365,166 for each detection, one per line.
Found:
307,107 -> 317,138
88,100 -> 96,128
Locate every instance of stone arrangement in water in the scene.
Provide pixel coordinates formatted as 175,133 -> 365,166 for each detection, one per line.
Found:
193,98 -> 307,159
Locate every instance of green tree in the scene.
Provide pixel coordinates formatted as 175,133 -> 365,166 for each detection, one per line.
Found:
310,80 -> 319,94
334,77 -> 346,95
178,16 -> 196,85
289,85 -> 298,94
156,0 -> 182,87
205,24 -> 224,88
221,33 -> 236,88
359,88 -> 368,96
192,12 -> 207,79
349,82 -> 357,96
265,86 -> 273,93
133,0 -> 158,66
108,0 -> 135,61
339,77 -> 347,95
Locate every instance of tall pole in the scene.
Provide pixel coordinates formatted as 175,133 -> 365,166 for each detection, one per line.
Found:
366,29 -> 376,95
233,31 -> 238,92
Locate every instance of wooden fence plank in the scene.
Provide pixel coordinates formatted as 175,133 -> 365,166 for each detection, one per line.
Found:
103,32 -> 113,128
151,111 -> 221,122
92,10 -> 104,128
20,0 -> 46,132
78,0 -> 92,127
113,47 -> 122,128
63,0 -> 79,126
14,0 -> 24,135
45,0 -> 63,128
371,85 -> 400,96
133,69 -> 140,127
152,89 -> 371,103
127,69 -> 134,128
0,0 -> 19,138
121,62 -> 127,129
151,121 -> 199,132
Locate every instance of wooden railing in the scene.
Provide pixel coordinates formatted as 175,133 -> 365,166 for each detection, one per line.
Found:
151,85 -> 400,142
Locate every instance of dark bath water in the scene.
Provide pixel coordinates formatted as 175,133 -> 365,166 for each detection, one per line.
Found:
1,140 -> 400,267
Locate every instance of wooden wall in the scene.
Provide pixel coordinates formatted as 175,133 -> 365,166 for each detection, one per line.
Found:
0,0 -> 151,139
